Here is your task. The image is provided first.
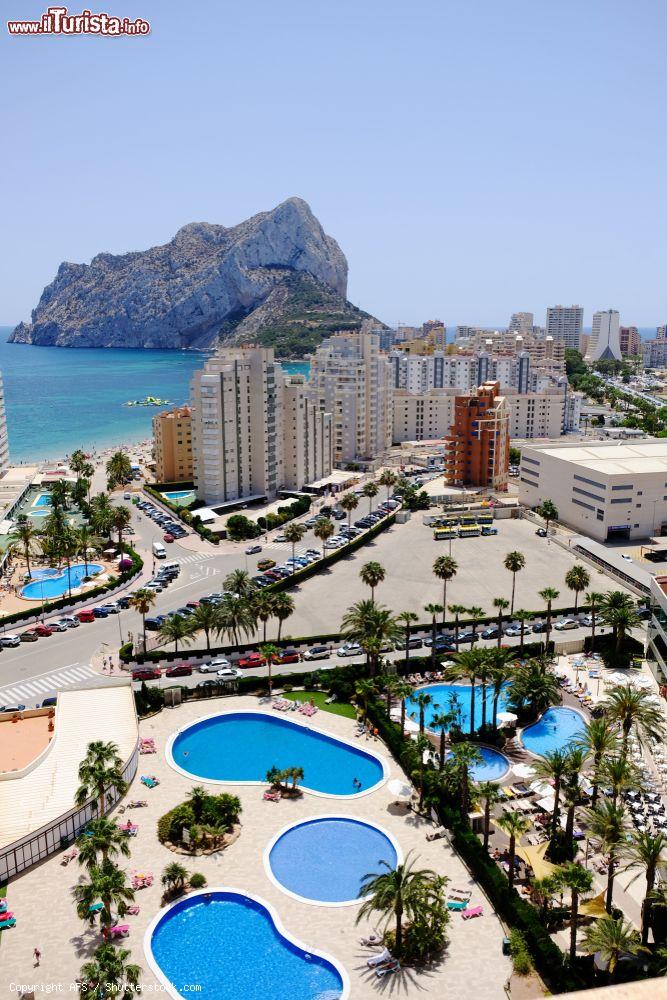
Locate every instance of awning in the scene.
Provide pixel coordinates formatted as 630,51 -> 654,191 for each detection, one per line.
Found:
579,889 -> 607,919
536,795 -> 556,813
515,840 -> 561,880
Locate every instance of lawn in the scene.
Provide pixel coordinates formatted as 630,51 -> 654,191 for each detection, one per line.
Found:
282,689 -> 357,719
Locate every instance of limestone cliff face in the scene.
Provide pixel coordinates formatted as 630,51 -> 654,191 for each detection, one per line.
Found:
10,198 -> 350,350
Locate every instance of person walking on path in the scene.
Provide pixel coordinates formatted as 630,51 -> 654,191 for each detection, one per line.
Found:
33,947 -> 41,967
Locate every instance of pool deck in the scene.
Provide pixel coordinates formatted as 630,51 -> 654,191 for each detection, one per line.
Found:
2,695 -> 511,998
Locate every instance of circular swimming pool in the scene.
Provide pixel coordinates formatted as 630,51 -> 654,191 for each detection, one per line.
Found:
266,816 -> 400,905
521,706 -> 586,757
21,563 -> 103,600
147,888 -> 347,1000
168,711 -> 387,796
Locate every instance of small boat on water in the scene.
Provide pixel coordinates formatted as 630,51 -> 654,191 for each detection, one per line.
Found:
124,396 -> 172,407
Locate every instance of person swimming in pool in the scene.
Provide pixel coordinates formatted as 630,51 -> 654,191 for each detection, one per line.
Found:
353,777 -> 362,790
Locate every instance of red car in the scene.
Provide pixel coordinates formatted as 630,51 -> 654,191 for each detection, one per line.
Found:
163,533 -> 175,542
76,609 -> 96,623
33,624 -> 54,637
132,667 -> 162,681
165,663 -> 193,678
237,652 -> 266,669
275,648 -> 300,664
186,600 -> 200,609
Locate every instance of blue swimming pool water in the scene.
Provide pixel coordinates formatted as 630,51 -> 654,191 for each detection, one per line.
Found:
150,891 -> 344,1000
521,706 -> 586,756
33,493 -> 52,507
444,745 -> 510,782
170,712 -> 385,795
21,563 -> 103,600
408,683 -> 510,734
268,818 -> 398,904
163,489 -> 195,503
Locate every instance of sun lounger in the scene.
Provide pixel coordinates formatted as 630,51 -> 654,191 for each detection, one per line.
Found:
0,901 -> 8,914
448,888 -> 472,900
462,905 -> 484,920
140,776 -> 159,788
367,948 -> 393,968
88,902 -> 104,914
376,961 -> 400,978
0,911 -> 14,921
359,934 -> 382,947
128,800 -> 147,808
140,745 -> 156,754
0,918 -> 16,930
117,822 -> 138,836
425,827 -> 446,841
263,790 -> 281,802
127,905 -> 140,915
61,847 -> 78,865
447,899 -> 468,911
102,923 -> 129,939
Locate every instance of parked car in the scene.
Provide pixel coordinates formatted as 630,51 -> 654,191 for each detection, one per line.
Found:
132,667 -> 161,681
0,635 -> 21,647
554,618 -> 578,631
237,652 -> 266,669
99,603 -> 119,614
163,533 -> 175,543
503,624 -> 523,637
257,559 -> 276,571
480,625 -> 500,639
20,630 -> 40,642
455,629 -> 478,644
33,624 -> 54,637
274,648 -> 300,664
144,618 -> 164,631
49,620 -> 70,632
216,666 -> 242,680
41,696 -> 57,707
245,544 -> 262,555
58,616 -> 80,627
531,620 -> 547,633
536,527 -> 548,538
431,637 -> 456,653
199,657 -> 232,673
337,642 -> 363,657
0,703 -> 26,713
303,645 -> 330,661
165,663 -> 193,678
274,534 -> 288,542
92,607 -> 109,618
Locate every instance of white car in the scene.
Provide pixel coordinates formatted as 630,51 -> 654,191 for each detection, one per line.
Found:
303,645 -> 330,661
58,616 -> 80,628
0,635 -> 21,647
554,618 -> 578,631
49,620 -> 70,632
216,666 -> 242,680
198,657 -> 232,674
337,642 -> 363,657
621,553 -> 633,562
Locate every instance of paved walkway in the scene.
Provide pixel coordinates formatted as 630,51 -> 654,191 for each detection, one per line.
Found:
2,696 -> 511,999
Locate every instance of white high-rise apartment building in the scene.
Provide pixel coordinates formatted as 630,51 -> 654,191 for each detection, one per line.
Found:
308,330 -> 393,466
588,310 -> 621,362
0,373 -> 8,474
190,347 -> 332,505
389,348 -> 562,396
545,305 -> 584,351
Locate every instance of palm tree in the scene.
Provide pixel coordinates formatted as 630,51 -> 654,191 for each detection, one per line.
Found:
455,649 -> 485,735
507,659 -> 561,719
362,481 -> 379,515
128,588 -> 157,654
394,680 -> 414,738
111,505 -> 132,548
562,747 -> 588,848
259,643 -> 279,698
538,587 -> 559,653
89,492 -> 114,538
59,527 -> 79,600
477,781 -> 502,851
76,524 -> 102,576
252,590 -> 277,643
50,479 -> 72,512
9,517 -> 39,578
601,754 -> 641,808
283,521 -> 306,572
495,809 -> 531,889
565,564 -> 590,611
413,691 -> 433,735
583,800 -> 628,913
533,748 -> 570,841
272,592 -> 294,641
79,943 -> 141,998
218,592 -> 257,647
223,568 -> 255,598
446,741 -> 483,818
514,609 -> 532,656
76,818 -> 131,870
356,851 -> 438,959
466,605 -> 484,649
341,599 -> 401,677
187,785 -> 207,821
601,598 -> 641,658
339,492 -> 359,533
487,648 -> 515,731
433,556 -> 457,624
537,498 -> 558,536
189,601 -> 223,652
397,610 -> 419,675
493,597 -> 509,648
581,915 -> 642,982
161,861 -> 188,893
448,603 -> 466,645
603,684 -> 667,757
69,449 -> 88,476
585,590 -> 604,652
431,710 -> 456,770
74,859 -> 135,929
75,741 -> 127,816
575,718 -> 619,807
314,518 -> 334,558
158,613 -> 194,653
359,561 -> 386,600
425,602 -> 443,670
106,451 -> 132,491
620,831 -> 667,945
556,862 -> 594,963
379,469 -> 397,502
355,679 -> 377,722
503,551 -> 526,614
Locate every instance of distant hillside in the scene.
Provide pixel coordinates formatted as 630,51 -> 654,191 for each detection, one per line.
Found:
10,197 -> 378,355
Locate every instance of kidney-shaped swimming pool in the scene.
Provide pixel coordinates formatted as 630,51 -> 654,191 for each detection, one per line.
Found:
168,711 -> 387,796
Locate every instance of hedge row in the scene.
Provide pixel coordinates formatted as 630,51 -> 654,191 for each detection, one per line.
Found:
0,547 -> 144,629
143,484 -> 219,545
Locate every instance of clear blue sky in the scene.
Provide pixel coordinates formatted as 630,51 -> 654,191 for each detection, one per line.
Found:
3,0 -> 667,328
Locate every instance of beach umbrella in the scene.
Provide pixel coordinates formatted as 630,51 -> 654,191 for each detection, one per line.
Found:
497,711 -> 518,726
513,763 -> 536,779
387,779 -> 412,799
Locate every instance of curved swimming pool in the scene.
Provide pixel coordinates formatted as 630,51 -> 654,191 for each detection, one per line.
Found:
445,745 -> 511,782
409,683 -> 510,734
147,889 -> 347,1000
521,706 -> 586,757
21,563 -> 103,600
168,711 -> 387,796
266,816 -> 400,905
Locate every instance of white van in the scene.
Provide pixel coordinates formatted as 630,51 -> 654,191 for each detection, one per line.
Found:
152,541 -> 167,559
162,562 -> 181,575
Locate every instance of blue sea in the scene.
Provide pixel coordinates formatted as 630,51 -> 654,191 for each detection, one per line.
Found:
0,327 -> 309,463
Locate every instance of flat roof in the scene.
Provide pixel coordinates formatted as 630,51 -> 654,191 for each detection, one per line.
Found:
527,440 -> 667,476
570,535 -> 653,591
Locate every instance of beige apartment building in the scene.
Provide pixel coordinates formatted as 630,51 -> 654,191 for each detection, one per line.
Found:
190,347 -> 332,506
152,405 -> 193,482
308,329 -> 393,466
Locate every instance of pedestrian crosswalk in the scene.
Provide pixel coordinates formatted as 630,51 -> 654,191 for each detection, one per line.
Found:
0,663 -> 100,707
177,552 -> 218,567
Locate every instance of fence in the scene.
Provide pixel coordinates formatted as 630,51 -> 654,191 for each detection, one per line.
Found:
0,741 -> 139,882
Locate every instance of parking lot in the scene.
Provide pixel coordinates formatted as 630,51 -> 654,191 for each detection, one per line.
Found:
285,514 -> 630,635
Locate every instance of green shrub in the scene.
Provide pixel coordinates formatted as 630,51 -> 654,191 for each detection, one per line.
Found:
157,803 -> 196,844
189,872 -> 207,889
226,514 -> 263,541
509,928 -> 533,975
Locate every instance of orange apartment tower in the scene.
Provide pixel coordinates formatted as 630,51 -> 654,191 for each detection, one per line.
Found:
443,381 -> 510,491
